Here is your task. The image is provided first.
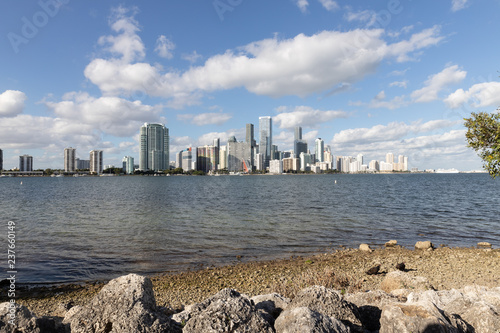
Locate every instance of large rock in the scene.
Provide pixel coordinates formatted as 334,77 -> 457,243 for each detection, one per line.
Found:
274,307 -> 349,333
251,293 -> 291,320
407,287 -> 500,333
345,290 -> 401,332
286,285 -> 363,331
415,241 -> 433,250
380,271 -> 433,296
0,302 -> 39,333
65,273 -> 177,333
380,301 -> 471,333
181,288 -> 274,332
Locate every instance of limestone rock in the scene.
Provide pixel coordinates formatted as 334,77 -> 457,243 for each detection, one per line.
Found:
415,241 -> 434,250
359,243 -> 372,252
407,287 -> 500,333
0,302 -> 39,333
274,307 -> 349,333
66,273 -> 177,333
251,293 -> 291,319
477,242 -> 492,248
385,240 -> 398,248
345,290 -> 401,332
286,285 -> 363,331
380,270 -> 433,296
379,302 -> 471,333
182,288 -> 274,332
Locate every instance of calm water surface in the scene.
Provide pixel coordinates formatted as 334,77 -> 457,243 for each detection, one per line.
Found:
1,173 -> 499,284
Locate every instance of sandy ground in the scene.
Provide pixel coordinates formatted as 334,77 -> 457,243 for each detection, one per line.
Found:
5,246 -> 500,317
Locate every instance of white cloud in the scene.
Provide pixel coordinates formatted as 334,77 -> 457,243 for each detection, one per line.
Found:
296,0 -> 309,13
445,81 -> 500,109
182,51 -> 202,63
0,90 -> 27,117
330,120 -> 470,169
358,91 -> 407,110
154,35 -> 175,59
98,6 -> 145,63
387,26 -> 444,62
177,112 -> 232,126
84,9 -> 444,107
0,114 -> 99,150
332,119 -> 458,145
344,10 -> 377,26
451,0 -> 469,12
411,65 -> 466,103
389,80 -> 408,88
44,92 -> 164,137
274,105 -> 348,129
318,0 -> 339,11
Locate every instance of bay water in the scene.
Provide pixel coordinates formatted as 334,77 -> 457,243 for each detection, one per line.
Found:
1,173 -> 498,284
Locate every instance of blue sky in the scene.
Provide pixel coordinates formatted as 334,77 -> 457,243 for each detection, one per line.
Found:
1,0 -> 499,171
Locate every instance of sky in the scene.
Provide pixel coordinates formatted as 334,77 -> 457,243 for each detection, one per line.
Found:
1,0 -> 499,171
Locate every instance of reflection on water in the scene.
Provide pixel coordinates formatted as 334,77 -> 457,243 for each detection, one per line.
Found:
1,173 -> 499,283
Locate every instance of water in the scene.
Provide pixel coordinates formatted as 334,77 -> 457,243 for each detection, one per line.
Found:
1,173 -> 499,284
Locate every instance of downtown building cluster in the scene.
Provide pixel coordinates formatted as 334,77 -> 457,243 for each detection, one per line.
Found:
140,118 -> 409,174
0,119 -> 409,175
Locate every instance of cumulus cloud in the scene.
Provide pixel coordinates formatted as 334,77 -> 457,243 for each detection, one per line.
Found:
451,0 -> 469,12
177,112 -> 232,126
0,114 -> 99,150
332,119 -> 458,145
155,35 -> 175,59
389,80 -> 408,88
182,51 -> 202,63
84,9 -> 444,108
330,120 -> 470,169
411,65 -> 466,103
44,92 -> 164,137
318,0 -> 339,11
273,105 -> 348,129
296,0 -> 309,12
0,90 -> 27,117
444,81 -> 500,109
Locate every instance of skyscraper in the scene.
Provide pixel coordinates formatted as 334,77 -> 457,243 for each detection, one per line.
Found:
140,123 -> 169,172
0,148 -> 3,171
19,155 -> 33,171
64,147 -> 76,172
315,138 -> 325,162
294,126 -> 302,141
122,156 -> 134,174
227,136 -> 252,172
259,116 -> 272,168
90,150 -> 103,174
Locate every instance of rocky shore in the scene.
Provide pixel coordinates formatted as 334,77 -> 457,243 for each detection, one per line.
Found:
1,243 -> 499,332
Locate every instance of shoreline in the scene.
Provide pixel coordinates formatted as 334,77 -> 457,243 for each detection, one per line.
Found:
5,245 -> 499,317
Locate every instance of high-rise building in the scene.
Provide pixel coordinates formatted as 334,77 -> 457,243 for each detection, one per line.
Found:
294,126 -> 302,141
122,156 -> 134,174
90,150 -> 103,174
269,159 -> 283,174
213,138 -> 220,169
315,138 -> 325,162
259,116 -> 272,168
19,155 -> 33,171
140,123 -> 169,171
64,147 -> 76,172
246,124 -> 255,170
227,136 -> 252,172
386,153 -> 394,164
76,158 -> 90,170
197,145 -> 218,173
178,148 -> 195,172
0,148 -> 3,170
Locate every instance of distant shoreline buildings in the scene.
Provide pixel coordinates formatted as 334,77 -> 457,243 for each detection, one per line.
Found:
0,117 -> 416,175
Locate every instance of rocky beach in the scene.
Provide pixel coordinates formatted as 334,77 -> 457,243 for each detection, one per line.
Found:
1,243 -> 500,332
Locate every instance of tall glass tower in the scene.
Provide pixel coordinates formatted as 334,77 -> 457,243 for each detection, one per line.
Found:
259,116 -> 272,168
140,123 -> 169,171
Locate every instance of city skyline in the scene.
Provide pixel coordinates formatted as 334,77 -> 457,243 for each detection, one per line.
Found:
1,1 -> 498,171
